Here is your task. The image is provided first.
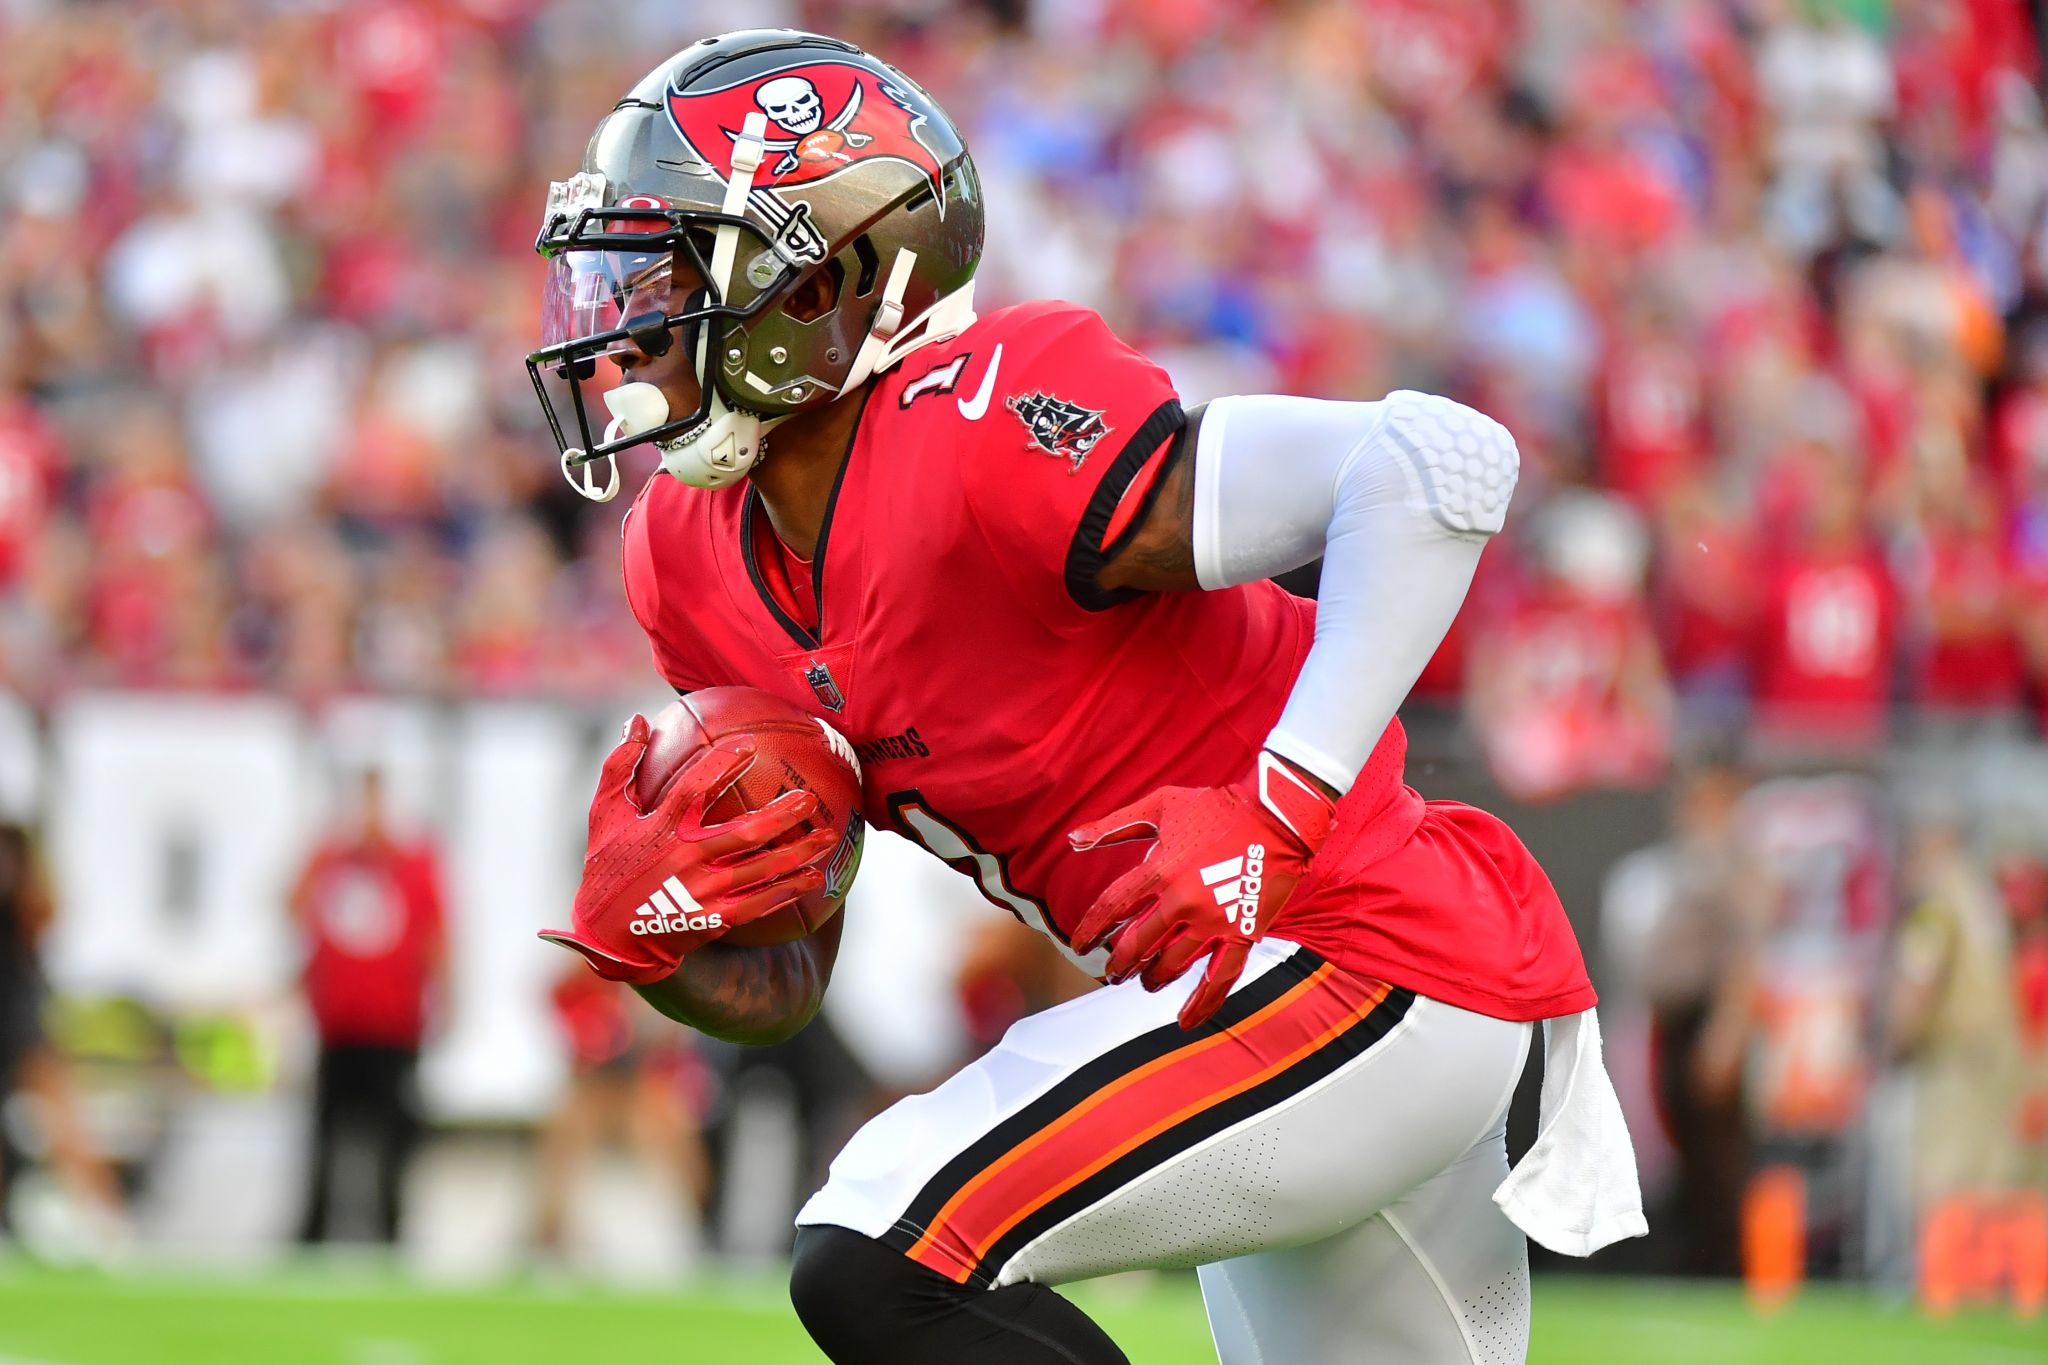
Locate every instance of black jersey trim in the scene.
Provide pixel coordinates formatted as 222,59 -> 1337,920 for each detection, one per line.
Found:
1062,398 -> 1188,612
808,387 -> 871,636
737,389 -> 872,650
739,490 -> 816,649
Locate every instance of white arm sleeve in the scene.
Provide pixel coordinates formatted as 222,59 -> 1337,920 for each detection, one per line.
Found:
1192,390 -> 1518,792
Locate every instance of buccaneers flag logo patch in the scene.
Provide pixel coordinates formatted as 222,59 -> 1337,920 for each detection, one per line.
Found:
667,61 -> 949,211
1006,392 -> 1112,471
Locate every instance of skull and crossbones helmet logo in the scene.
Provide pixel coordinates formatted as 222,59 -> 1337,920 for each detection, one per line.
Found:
750,72 -> 876,172
756,75 -> 825,135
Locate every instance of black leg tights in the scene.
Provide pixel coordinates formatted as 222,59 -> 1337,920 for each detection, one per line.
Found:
789,1225 -> 1130,1365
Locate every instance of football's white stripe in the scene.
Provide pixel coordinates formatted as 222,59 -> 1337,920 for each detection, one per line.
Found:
814,717 -> 863,782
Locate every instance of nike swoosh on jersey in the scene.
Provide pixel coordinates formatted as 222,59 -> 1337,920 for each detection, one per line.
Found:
957,344 -> 1004,420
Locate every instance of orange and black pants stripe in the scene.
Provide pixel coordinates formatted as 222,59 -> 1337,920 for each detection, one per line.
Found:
881,948 -> 1414,1287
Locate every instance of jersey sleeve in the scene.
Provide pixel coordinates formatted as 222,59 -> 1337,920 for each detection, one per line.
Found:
950,303 -> 1186,613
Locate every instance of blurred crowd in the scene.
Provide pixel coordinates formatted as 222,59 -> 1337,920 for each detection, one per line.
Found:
1600,758 -> 2048,1290
0,0 -> 2041,782
7,0 -> 2048,1296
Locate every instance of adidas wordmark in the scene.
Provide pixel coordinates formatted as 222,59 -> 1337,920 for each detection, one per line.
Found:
630,875 -> 723,936
1199,843 -> 1266,935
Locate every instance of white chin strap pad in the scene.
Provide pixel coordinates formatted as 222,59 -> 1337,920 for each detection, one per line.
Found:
561,444 -> 620,503
554,385 -> 669,503
660,405 -> 762,490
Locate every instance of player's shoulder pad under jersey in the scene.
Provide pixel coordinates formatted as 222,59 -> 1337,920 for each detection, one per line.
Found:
975,299 -> 1163,415
891,300 -> 1177,475
879,301 -> 1184,612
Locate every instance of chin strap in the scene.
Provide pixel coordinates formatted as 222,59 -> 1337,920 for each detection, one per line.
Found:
560,115 -> 775,500
656,112 -> 773,490
562,442 -> 622,503
559,381 -> 679,502
563,142 -> 979,501
841,250 -> 977,393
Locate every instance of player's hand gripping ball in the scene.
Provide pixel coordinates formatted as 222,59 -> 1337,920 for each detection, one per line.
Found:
540,689 -> 866,985
1069,753 -> 1336,1029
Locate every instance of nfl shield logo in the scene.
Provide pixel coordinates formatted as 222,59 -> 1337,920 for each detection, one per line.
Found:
805,660 -> 846,712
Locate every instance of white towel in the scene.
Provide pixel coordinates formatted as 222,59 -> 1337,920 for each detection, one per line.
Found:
1491,1007 -> 1648,1257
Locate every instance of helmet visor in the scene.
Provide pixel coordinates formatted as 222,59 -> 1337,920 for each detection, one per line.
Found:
525,205 -> 792,474
540,249 -> 688,359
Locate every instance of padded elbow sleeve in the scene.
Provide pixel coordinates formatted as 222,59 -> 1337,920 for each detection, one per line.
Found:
1192,391 -> 1518,791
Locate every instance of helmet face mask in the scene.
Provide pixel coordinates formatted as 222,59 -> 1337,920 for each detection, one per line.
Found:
526,201 -> 801,484
525,29 -> 987,499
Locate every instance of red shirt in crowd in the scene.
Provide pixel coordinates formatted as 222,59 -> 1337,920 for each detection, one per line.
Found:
1475,583 -> 1669,802
1596,334 -> 1706,505
1360,0 -> 1504,115
1751,542 -> 1896,741
1890,0 -> 2039,142
0,404 -> 57,588
297,836 -> 446,1048
1994,383 -> 2048,503
1544,138 -> 1684,257
1657,497 -> 1762,685
1910,525 -> 2021,709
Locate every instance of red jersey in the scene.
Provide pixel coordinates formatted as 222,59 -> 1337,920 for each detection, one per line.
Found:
0,403 -> 57,588
299,837 -> 445,1047
622,302 -> 1591,1022
1657,505 -> 1760,682
1751,543 -> 1895,741
1595,337 -> 1703,506
1477,587 -> 1669,803
1911,528 -> 2021,709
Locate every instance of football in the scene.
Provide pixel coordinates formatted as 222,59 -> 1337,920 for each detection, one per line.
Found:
633,687 -> 865,947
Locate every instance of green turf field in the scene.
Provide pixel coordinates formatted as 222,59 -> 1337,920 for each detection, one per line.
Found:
0,1262 -> 2040,1364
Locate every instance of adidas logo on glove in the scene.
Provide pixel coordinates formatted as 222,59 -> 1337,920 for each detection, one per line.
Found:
1199,844 -> 1266,935
630,875 -> 724,936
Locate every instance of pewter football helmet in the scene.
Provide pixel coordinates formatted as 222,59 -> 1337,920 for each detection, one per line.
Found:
527,29 -> 985,496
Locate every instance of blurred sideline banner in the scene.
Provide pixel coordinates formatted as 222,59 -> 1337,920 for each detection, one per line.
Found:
12,692 -> 980,1124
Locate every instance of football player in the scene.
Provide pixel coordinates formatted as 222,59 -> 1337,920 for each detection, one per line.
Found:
531,29 -> 1643,1365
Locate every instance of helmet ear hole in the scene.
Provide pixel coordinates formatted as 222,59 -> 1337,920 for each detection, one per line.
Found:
852,234 -> 881,297
783,261 -> 842,323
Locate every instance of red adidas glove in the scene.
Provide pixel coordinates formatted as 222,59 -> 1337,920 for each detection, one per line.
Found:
1068,753 -> 1338,1029
539,714 -> 838,986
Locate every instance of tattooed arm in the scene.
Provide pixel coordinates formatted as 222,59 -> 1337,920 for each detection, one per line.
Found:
634,913 -> 844,1045
1096,403 -> 1204,594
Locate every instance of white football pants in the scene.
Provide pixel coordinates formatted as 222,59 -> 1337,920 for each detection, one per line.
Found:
797,939 -> 1534,1364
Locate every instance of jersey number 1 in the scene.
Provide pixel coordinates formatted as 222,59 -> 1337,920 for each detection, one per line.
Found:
888,794 -> 1064,944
